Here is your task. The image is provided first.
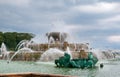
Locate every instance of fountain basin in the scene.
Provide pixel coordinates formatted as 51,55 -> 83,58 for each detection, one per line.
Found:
1,60 -> 120,77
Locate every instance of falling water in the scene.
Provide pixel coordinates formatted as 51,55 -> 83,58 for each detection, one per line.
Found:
15,40 -> 33,50
40,46 -> 72,61
1,43 -> 7,52
40,48 -> 64,61
49,36 -> 55,44
48,36 -> 55,48
91,49 -> 115,60
0,43 -> 10,60
8,47 -> 34,63
65,47 -> 72,59
8,40 -> 34,63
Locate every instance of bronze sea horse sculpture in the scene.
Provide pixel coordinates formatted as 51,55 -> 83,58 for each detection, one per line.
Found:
55,51 -> 98,69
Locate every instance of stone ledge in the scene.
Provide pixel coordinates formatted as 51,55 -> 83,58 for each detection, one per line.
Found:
0,72 -> 77,77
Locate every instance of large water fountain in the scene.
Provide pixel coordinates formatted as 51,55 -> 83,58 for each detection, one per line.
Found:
1,32 -> 117,62
0,32 -> 120,77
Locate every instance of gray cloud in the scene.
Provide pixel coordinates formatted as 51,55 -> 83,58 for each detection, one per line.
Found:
0,0 -> 120,49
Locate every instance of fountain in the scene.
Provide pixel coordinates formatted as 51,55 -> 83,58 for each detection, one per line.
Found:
32,32 -> 98,68
15,40 -> 33,50
0,32 -> 120,77
39,32 -> 98,68
8,40 -> 34,63
40,48 -> 64,61
40,46 -> 73,62
49,36 -> 55,44
3,32 -> 116,64
91,49 -> 115,60
65,47 -> 72,59
46,32 -> 68,43
0,42 -> 10,60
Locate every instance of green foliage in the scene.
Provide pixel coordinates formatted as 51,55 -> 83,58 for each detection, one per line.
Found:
0,32 -> 35,50
0,32 -> 4,45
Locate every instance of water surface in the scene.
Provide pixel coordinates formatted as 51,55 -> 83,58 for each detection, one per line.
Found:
0,60 -> 120,77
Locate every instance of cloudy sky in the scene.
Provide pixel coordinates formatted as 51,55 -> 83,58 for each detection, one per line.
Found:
0,0 -> 120,49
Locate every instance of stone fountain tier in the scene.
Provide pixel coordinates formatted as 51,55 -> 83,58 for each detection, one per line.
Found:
7,51 -> 42,61
28,43 -> 89,52
46,32 -> 68,43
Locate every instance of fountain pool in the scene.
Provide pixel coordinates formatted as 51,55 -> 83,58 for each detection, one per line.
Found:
0,32 -> 120,77
0,59 -> 120,77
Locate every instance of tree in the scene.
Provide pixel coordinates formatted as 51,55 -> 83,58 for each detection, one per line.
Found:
0,32 -> 4,45
3,32 -> 17,50
2,32 -> 35,51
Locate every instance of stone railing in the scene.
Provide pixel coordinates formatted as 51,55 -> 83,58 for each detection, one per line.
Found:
0,72 -> 76,77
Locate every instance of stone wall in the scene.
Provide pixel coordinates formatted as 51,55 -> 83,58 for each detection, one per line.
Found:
8,51 -> 42,61
0,72 -> 75,77
7,51 -> 81,61
0,51 -> 83,61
